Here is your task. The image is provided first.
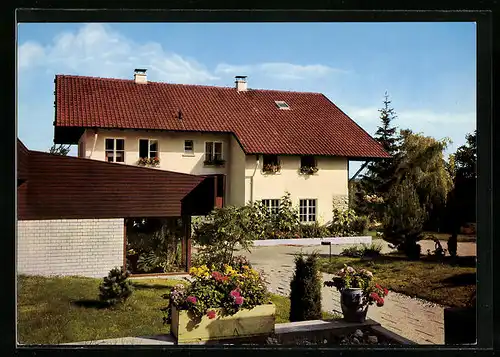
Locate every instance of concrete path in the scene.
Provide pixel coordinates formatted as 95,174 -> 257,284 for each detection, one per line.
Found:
242,240 -> 476,345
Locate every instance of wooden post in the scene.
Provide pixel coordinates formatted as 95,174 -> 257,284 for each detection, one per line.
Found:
182,215 -> 192,272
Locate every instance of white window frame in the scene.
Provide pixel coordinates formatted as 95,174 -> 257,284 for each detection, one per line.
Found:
204,141 -> 224,162
184,140 -> 194,156
138,138 -> 159,159
299,199 -> 317,222
104,138 -> 125,163
262,199 -> 281,215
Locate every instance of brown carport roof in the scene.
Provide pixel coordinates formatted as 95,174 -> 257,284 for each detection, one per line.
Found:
17,139 -> 215,220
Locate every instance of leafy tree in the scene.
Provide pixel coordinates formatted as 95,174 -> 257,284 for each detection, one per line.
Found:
49,143 -> 71,156
446,130 -> 476,256
393,130 -> 453,231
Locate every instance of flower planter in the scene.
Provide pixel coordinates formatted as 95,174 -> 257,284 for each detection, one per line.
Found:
171,303 -> 276,344
340,288 -> 369,323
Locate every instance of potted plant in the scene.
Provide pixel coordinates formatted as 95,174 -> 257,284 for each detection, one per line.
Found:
262,163 -> 281,174
137,157 -> 160,167
324,265 -> 388,323
299,165 -> 319,175
162,263 -> 275,343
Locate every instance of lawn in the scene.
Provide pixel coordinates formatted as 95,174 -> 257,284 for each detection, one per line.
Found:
17,275 -> 337,345
318,254 -> 476,308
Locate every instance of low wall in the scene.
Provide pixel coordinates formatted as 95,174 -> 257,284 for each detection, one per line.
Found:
17,218 -> 124,278
252,236 -> 372,247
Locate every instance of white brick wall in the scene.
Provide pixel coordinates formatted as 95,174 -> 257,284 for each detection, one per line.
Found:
17,218 -> 124,278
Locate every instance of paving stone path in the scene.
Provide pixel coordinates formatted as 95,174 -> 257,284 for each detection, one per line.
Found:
241,240 -> 475,345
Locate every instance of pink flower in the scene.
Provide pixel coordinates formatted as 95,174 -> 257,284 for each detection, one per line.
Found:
376,298 -> 384,307
186,296 -> 197,304
230,289 -> 240,298
206,310 -> 216,319
234,296 -> 244,305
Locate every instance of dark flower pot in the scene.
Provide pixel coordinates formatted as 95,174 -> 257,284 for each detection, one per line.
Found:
340,288 -> 368,323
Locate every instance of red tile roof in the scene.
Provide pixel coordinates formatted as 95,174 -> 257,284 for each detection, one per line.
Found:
17,140 -> 215,220
54,75 -> 390,159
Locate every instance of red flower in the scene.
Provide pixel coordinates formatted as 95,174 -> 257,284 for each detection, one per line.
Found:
383,288 -> 389,296
230,289 -> 241,298
376,298 -> 384,307
206,310 -> 216,319
186,296 -> 197,304
375,283 -> 382,290
234,296 -> 244,305
370,292 -> 380,301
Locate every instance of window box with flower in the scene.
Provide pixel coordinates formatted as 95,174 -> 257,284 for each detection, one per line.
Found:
203,158 -> 226,167
299,165 -> 319,175
262,164 -> 281,174
324,265 -> 388,323
162,264 -> 275,344
137,157 -> 160,167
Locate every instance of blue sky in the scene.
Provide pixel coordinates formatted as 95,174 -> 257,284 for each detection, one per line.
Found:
17,22 -> 476,177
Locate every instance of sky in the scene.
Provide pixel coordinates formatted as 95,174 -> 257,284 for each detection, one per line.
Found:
17,22 -> 476,177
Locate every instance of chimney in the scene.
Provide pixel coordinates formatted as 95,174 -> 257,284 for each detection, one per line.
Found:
134,68 -> 147,84
235,76 -> 247,92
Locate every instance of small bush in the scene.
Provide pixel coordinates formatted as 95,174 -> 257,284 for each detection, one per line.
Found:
98,267 -> 133,306
340,242 -> 383,258
289,252 -> 322,322
300,222 -> 330,238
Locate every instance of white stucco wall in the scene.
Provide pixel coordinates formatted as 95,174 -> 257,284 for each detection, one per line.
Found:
226,135 -> 247,207
17,218 -> 124,278
245,155 -> 349,224
81,129 -> 230,176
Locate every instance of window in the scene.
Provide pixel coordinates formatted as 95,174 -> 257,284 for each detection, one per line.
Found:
275,101 -> 290,110
301,155 -> 316,168
139,139 -> 158,159
205,142 -> 223,162
262,199 -> 280,215
105,138 -> 125,163
299,199 -> 317,222
184,140 -> 194,155
263,154 -> 279,166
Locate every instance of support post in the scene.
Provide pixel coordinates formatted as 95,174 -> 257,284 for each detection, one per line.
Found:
182,215 -> 192,272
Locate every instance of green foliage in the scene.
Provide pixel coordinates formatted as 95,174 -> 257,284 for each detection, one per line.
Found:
49,143 -> 71,156
275,192 -> 301,237
340,242 -> 383,258
162,264 -> 270,323
98,267 -> 133,306
192,206 -> 258,269
289,253 -> 322,322
382,180 -> 426,259
126,218 -> 183,273
329,208 -> 368,237
299,221 -> 330,238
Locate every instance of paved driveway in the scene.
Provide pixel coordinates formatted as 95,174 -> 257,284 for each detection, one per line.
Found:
239,240 -> 476,345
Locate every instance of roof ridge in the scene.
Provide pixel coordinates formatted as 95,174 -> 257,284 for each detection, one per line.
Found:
55,74 -> 322,94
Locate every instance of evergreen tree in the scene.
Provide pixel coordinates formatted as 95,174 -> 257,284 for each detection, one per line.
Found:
289,253 -> 322,322
49,143 -> 71,156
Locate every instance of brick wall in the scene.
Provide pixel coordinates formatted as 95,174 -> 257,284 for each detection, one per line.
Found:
17,218 -> 124,278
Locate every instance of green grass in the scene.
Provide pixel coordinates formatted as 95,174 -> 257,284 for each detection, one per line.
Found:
270,293 -> 340,323
319,254 -> 476,308
17,275 -> 338,345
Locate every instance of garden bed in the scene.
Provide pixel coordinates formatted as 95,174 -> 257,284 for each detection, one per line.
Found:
252,236 -> 372,247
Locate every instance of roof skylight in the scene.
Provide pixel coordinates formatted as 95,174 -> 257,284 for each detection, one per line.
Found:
275,101 -> 290,110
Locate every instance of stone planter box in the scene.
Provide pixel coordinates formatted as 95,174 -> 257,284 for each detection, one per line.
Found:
171,303 -> 276,344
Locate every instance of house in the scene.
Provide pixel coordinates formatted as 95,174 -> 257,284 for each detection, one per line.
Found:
53,69 -> 389,224
16,139 -> 216,278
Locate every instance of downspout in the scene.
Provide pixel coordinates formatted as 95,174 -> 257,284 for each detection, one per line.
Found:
88,129 -> 98,159
250,154 -> 260,203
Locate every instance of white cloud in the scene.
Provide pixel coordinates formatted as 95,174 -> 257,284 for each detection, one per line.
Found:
17,23 -> 218,84
215,62 -> 345,80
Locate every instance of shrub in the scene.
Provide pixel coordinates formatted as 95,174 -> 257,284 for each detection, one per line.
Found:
275,192 -> 301,238
329,208 -> 368,237
340,242 -> 383,258
162,263 -> 270,324
192,206 -> 259,270
289,253 -> 322,322
382,180 -> 427,260
300,221 -> 330,238
98,267 -> 133,306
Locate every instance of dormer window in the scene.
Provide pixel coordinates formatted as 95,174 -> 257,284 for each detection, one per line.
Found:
275,101 -> 290,110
